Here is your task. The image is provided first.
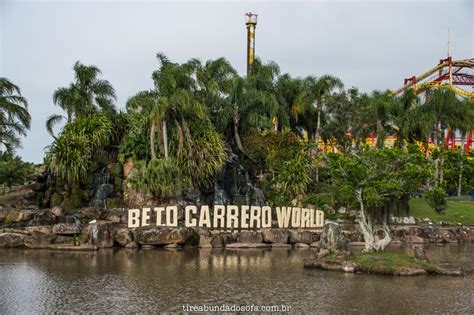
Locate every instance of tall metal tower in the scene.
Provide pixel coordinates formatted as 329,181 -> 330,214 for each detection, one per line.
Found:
245,12 -> 257,76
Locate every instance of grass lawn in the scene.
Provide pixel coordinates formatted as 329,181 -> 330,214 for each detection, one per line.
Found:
409,196 -> 474,225
347,252 -> 435,273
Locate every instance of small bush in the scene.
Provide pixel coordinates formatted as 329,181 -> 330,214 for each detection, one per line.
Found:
425,187 -> 448,214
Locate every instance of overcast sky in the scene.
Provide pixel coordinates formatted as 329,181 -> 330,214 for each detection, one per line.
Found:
1,0 -> 472,163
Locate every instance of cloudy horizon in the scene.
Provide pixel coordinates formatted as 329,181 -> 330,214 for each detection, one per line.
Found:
1,0 -> 472,163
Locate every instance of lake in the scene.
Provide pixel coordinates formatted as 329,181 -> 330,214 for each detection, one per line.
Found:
0,244 -> 473,313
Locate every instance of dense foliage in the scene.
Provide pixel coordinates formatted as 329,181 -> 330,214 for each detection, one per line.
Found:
0,152 -> 34,193
1,54 -> 471,249
47,115 -> 114,183
0,78 -> 31,152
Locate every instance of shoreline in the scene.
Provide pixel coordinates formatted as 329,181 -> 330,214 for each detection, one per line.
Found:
1,222 -> 473,251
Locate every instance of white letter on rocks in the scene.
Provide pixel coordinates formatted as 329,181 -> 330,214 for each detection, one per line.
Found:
213,205 -> 225,229
301,208 -> 310,228
166,206 -> 178,227
141,207 -> 151,227
250,206 -> 261,228
185,206 -> 197,227
241,205 -> 250,229
261,206 -> 272,228
316,210 -> 324,227
154,207 -> 165,226
291,207 -> 301,228
199,205 -> 211,228
276,207 -> 292,228
226,205 -> 239,229
128,209 -> 140,228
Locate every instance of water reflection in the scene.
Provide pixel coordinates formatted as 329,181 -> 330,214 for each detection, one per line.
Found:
0,245 -> 472,313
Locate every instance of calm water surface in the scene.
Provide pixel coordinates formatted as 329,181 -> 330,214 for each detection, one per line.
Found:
0,244 -> 473,313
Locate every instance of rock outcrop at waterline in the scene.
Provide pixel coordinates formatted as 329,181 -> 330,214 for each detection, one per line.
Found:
0,207 -> 474,250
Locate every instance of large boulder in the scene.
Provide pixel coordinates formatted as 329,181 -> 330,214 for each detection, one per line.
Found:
0,233 -> 26,247
199,235 -> 213,248
262,229 -> 289,244
81,222 -> 118,248
0,187 -> 35,208
319,222 -> 348,252
26,226 -> 52,234
133,227 -> 194,245
0,207 -> 11,224
208,232 -> 236,247
114,227 -> 133,247
25,233 -> 56,249
106,209 -> 127,224
77,208 -> 107,220
6,210 -> 34,223
28,209 -> 57,226
52,223 -> 81,235
54,235 -> 75,245
226,243 -> 270,248
51,206 -> 64,217
237,231 -> 263,243
124,188 -> 156,208
289,230 -> 314,245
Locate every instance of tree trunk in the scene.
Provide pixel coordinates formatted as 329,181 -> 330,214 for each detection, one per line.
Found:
149,120 -> 157,160
439,127 -> 446,184
458,133 -> 466,197
356,188 -> 392,252
315,104 -> 321,153
376,120 -> 383,149
233,113 -> 256,163
163,120 -> 168,159
233,114 -> 245,154
433,126 -> 439,183
314,103 -> 322,182
175,120 -> 184,160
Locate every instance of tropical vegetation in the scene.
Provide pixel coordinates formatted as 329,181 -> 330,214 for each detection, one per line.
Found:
1,53 -> 473,252
0,78 -> 31,153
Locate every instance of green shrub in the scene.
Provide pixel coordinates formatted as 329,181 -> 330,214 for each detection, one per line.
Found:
47,114 -> 113,184
50,193 -> 63,207
176,128 -> 227,189
244,131 -> 304,170
0,154 -> 34,192
126,158 -> 188,198
118,112 -> 150,163
273,153 -> 312,200
425,187 -> 448,214
301,193 -> 334,208
106,197 -> 123,209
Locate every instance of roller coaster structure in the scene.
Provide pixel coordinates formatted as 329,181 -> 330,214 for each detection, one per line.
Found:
390,56 -> 474,154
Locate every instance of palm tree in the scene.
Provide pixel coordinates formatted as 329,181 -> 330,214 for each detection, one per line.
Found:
421,88 -> 463,184
46,61 -> 116,136
275,74 -> 303,135
0,78 -> 31,152
225,59 -> 280,158
448,97 -> 474,195
389,89 -> 419,148
366,90 -> 393,149
195,58 -> 236,104
128,54 -> 206,160
300,75 -> 343,152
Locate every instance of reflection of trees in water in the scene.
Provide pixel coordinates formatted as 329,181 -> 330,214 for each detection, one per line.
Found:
1,247 -> 474,313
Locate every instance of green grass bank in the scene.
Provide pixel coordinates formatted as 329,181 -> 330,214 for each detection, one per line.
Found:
409,197 -> 474,225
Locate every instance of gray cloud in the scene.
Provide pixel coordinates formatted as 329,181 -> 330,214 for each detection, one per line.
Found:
1,0 -> 472,162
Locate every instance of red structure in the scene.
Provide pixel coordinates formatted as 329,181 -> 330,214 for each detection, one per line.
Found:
391,56 -> 474,154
